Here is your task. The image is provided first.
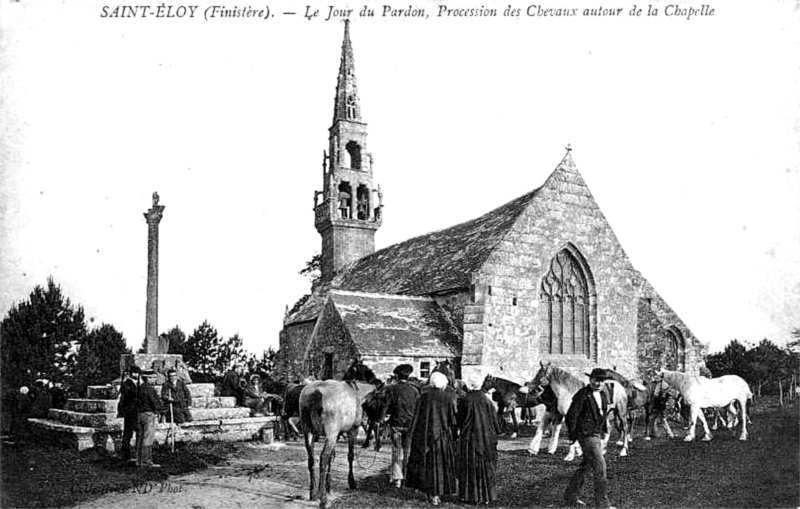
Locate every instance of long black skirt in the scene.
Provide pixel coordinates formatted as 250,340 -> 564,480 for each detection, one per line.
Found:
458,443 -> 498,504
405,438 -> 457,497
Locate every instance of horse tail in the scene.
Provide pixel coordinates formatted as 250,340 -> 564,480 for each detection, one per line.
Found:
300,388 -> 325,434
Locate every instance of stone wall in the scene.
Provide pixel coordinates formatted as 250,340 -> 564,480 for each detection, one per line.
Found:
304,300 -> 360,379
462,158 -> 668,382
275,321 -> 315,381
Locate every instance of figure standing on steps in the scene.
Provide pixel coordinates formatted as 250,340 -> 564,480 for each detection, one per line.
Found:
117,365 -> 140,461
135,370 -> 163,468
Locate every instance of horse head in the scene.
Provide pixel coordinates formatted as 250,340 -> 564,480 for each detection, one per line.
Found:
531,361 -> 554,389
343,360 -> 377,384
480,374 -> 495,392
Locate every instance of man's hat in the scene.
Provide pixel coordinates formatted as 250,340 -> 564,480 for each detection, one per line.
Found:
393,364 -> 413,378
129,365 -> 142,374
585,368 -> 609,381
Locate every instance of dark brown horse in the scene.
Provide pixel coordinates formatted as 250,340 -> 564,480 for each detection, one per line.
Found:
481,374 -> 542,438
300,362 -> 378,509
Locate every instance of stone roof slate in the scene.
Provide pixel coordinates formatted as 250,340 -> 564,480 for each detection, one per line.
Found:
328,290 -> 461,357
332,187 -> 541,295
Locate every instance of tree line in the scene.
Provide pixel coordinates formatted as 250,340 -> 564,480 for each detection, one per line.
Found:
705,334 -> 800,397
0,277 -> 275,396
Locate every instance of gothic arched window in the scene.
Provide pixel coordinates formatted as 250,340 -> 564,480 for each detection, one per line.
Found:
665,327 -> 685,371
540,250 -> 590,356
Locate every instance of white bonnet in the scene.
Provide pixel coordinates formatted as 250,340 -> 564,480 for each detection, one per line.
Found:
429,371 -> 448,389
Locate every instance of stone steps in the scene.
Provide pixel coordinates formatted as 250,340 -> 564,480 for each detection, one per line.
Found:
47,406 -> 253,430
28,416 -> 278,451
65,396 -> 235,413
87,383 -> 217,400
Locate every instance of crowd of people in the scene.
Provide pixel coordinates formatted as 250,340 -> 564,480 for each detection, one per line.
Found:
1,379 -> 68,445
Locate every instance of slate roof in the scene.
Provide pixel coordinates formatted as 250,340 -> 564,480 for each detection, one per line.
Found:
333,187 -> 541,295
327,290 -> 461,357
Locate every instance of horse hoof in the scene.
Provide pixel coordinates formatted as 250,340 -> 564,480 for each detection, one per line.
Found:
527,449 -> 538,456
702,436 -> 712,442
644,437 -> 651,441
510,433 -> 517,439
615,440 -> 624,446
683,436 -> 694,442
620,449 -> 628,457
739,436 -> 748,441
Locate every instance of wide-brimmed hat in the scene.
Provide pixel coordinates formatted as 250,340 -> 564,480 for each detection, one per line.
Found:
129,365 -> 142,374
585,368 -> 609,381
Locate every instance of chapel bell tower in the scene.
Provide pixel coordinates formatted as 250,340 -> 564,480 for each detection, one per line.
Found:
314,20 -> 383,283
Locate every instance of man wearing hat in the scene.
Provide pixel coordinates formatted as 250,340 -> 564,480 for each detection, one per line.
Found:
563,368 -> 616,509
135,369 -> 163,468
384,364 -> 420,488
117,366 -> 140,461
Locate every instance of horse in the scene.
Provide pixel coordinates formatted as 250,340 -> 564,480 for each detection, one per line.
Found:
601,368 -> 657,442
277,381 -> 307,441
300,365 -> 379,509
658,369 -> 752,441
432,359 -> 466,399
359,382 -> 388,451
528,362 -> 630,460
481,374 -> 543,438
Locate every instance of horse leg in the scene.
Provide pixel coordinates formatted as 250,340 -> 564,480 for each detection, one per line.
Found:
348,428 -> 358,489
510,404 -> 519,439
683,405 -> 699,441
374,421 -> 383,452
318,438 -> 334,508
527,419 -> 544,455
618,409 -> 629,457
304,432 -> 317,501
738,398 -> 748,441
697,407 -> 713,441
564,440 -> 581,462
547,417 -> 562,455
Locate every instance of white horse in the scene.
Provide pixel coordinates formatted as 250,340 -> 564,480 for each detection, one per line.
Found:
659,369 -> 752,442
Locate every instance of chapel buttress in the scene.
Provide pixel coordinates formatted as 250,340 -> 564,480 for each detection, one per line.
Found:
314,20 -> 382,283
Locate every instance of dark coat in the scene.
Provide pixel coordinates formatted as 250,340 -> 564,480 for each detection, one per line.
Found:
566,385 -> 608,442
405,387 -> 458,496
117,379 -> 138,418
161,379 -> 192,423
221,370 -> 243,404
137,380 -> 162,414
457,390 -> 501,461
384,380 -> 419,428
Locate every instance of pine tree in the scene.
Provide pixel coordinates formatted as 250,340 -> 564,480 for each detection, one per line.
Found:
216,333 -> 245,375
1,277 -> 87,388
72,323 -> 131,396
184,321 -> 220,377
161,326 -> 187,356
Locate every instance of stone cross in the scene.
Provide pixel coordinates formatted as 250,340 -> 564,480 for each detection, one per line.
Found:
143,193 -> 168,354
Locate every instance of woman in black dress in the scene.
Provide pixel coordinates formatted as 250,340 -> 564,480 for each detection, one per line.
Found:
405,371 -> 457,506
457,372 -> 502,505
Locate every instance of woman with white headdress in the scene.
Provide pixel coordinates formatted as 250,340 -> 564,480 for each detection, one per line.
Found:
457,371 -> 501,505
404,371 -> 457,506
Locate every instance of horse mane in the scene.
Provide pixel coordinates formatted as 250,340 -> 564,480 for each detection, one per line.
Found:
342,360 -> 378,384
549,367 -> 586,394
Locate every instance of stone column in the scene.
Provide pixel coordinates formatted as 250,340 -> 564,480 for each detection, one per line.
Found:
143,192 -> 167,354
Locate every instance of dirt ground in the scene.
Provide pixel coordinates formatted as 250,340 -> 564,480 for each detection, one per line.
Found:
3,396 -> 798,509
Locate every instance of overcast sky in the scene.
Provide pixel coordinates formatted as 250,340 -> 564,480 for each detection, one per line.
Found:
1,0 -> 798,357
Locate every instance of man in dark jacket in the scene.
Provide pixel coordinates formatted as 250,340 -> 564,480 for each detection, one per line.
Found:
135,370 -> 163,468
564,368 -> 616,509
384,364 -> 420,488
161,369 -> 192,424
117,366 -> 140,461
221,365 -> 245,406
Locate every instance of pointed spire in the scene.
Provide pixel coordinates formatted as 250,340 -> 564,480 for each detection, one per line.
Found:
333,20 -> 361,123
559,143 -> 576,169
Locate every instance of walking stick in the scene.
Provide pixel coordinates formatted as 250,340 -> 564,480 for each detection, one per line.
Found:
169,401 -> 175,453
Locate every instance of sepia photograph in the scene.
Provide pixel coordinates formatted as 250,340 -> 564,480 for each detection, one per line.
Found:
1,0 -> 798,507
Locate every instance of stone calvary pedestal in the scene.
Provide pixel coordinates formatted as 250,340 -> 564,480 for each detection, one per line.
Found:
27,193 -> 276,450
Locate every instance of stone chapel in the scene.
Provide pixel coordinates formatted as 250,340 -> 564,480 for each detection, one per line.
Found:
274,21 -> 707,385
